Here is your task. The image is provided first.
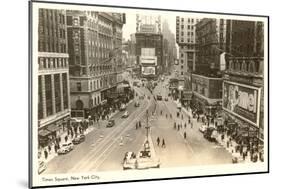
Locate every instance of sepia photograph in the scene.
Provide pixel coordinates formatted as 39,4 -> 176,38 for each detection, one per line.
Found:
29,1 -> 268,188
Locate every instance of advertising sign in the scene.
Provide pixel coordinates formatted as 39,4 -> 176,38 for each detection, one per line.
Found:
223,81 -> 261,127
140,56 -> 157,65
141,66 -> 156,75
141,48 -> 155,56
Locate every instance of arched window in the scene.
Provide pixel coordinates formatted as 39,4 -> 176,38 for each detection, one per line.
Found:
76,100 -> 84,110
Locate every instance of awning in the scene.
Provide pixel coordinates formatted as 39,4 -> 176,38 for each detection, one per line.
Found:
46,124 -> 60,132
101,100 -> 107,105
38,129 -> 51,137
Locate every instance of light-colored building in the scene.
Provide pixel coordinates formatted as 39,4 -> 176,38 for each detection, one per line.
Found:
66,11 -> 125,119
38,9 -> 71,148
176,17 -> 200,74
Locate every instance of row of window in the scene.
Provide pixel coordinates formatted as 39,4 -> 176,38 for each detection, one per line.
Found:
38,57 -> 68,70
38,73 -> 69,119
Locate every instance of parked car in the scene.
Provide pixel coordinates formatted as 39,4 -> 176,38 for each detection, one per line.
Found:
120,104 -> 126,111
58,142 -> 74,155
72,134 -> 86,145
106,119 -> 115,128
199,125 -> 208,133
157,95 -> 162,101
38,161 -> 47,174
135,101 -> 140,107
203,127 -> 218,142
164,97 -> 168,101
122,111 -> 129,118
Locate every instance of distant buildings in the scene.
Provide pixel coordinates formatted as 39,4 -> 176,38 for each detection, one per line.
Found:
162,20 -> 177,74
66,11 -> 125,119
38,9 -> 70,148
175,17 -> 201,106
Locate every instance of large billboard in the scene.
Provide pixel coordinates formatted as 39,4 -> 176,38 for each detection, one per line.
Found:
140,56 -> 157,65
223,81 -> 261,127
141,48 -> 155,56
141,66 -> 156,75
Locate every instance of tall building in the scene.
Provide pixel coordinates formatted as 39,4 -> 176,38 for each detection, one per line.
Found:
162,20 -> 177,73
176,17 -> 200,106
66,11 -> 125,119
191,18 -> 227,116
135,14 -> 163,78
38,9 -> 71,148
223,20 -> 264,144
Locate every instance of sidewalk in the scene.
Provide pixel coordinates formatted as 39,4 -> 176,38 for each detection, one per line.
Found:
175,102 -> 262,164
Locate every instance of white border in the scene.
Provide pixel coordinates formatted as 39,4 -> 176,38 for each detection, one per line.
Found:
30,1 -> 269,187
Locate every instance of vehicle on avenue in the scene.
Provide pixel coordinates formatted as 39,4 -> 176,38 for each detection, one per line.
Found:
38,161 -> 47,174
199,124 -> 208,133
72,134 -> 86,145
203,127 -> 218,142
232,152 -> 244,164
157,95 -> 162,101
135,101 -> 140,107
57,142 -> 74,155
122,111 -> 129,118
106,119 -> 115,128
120,104 -> 126,111
164,97 -> 168,101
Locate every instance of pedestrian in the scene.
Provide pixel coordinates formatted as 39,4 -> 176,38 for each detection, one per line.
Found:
161,110 -> 163,115
188,118 -> 191,124
139,121 -> 142,128
44,150 -> 48,159
191,122 -> 193,129
166,114 -> 168,119
157,137 -> 160,146
184,132 -> 187,139
161,139 -> 166,148
181,114 -> 183,120
174,122 -> 176,130
184,123 -> 187,129
170,114 -> 172,119
48,145 -> 51,153
136,122 -> 138,130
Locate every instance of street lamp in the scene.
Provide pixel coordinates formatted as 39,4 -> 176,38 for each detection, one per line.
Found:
144,109 -> 150,150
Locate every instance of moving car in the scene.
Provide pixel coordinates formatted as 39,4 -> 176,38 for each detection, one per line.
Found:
106,119 -> 115,128
58,142 -> 74,155
122,111 -> 129,118
38,161 -> 47,174
157,95 -> 162,101
72,134 -> 85,145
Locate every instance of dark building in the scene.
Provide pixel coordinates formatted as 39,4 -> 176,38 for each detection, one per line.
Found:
135,33 -> 163,78
38,9 -> 71,148
223,20 -> 264,146
191,18 -> 227,116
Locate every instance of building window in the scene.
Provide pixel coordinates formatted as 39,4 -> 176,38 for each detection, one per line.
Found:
38,76 -> 43,119
181,53 -> 184,58
181,72 -> 184,75
62,73 -> 68,109
188,25 -> 190,29
77,82 -> 82,91
45,75 -> 53,116
54,74 -> 61,113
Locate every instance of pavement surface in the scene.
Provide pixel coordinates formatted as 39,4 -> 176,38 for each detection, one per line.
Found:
42,76 -> 232,175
